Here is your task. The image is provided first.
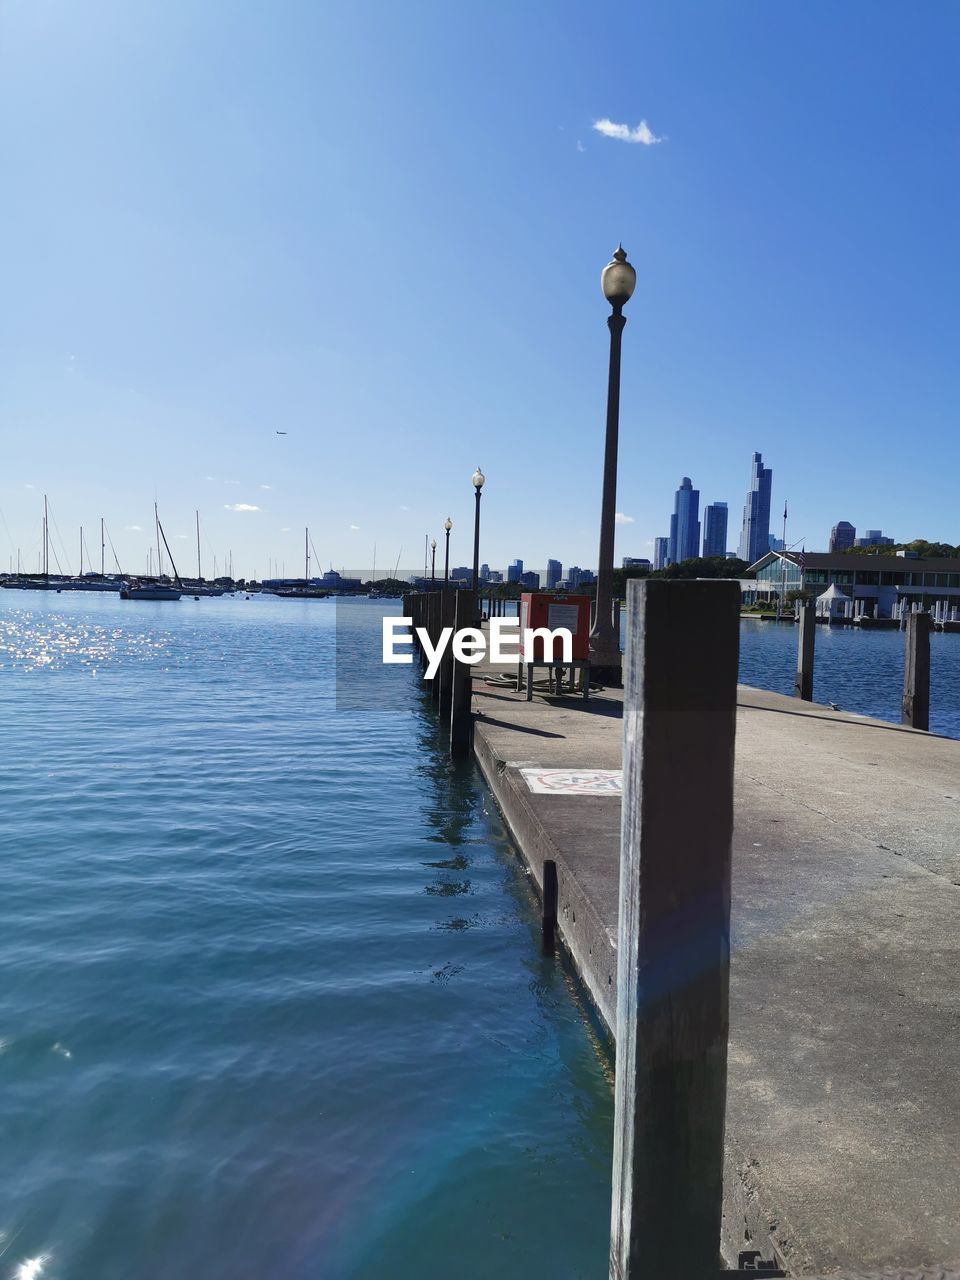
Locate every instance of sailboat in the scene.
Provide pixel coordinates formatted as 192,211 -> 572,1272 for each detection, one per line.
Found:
65,519 -> 123,590
189,511 -> 225,596
274,528 -> 329,597
120,504 -> 182,600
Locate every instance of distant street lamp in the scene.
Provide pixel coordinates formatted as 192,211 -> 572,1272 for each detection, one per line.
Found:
443,517 -> 452,584
430,538 -> 437,583
471,468 -> 485,611
589,245 -> 636,682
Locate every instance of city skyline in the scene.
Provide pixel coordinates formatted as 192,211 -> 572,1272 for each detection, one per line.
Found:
0,479 -> 944,584
2,3 -> 958,575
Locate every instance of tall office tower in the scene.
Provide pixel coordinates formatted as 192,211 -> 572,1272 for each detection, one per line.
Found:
507,559 -> 523,583
479,563 -> 490,580
653,537 -> 669,570
545,559 -> 562,589
702,502 -> 729,558
737,452 -> 773,564
667,477 -> 701,565
829,521 -> 856,552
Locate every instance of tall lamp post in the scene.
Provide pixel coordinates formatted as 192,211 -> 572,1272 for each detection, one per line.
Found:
588,245 -> 636,682
430,538 -> 437,583
471,467 -> 485,617
443,517 -> 452,584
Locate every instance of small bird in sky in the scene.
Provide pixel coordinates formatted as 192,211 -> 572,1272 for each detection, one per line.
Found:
276,430 -> 288,435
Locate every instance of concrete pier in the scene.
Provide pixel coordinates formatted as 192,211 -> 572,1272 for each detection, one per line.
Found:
461,632 -> 960,1275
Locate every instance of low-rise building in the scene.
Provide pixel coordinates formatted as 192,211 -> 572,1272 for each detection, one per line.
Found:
747,550 -> 960,618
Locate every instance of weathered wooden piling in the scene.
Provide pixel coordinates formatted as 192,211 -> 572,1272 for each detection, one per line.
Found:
541,859 -> 558,949
901,611 -> 932,731
449,590 -> 473,759
610,579 -> 740,1280
428,590 -> 442,705
437,589 -> 456,719
794,599 -> 815,701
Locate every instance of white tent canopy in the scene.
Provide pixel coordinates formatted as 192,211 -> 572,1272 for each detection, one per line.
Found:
816,583 -> 850,616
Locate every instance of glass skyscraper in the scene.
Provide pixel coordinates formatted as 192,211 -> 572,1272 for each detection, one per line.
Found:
737,452 -> 773,565
653,537 -> 669,571
702,502 -> 728,558
667,477 -> 700,565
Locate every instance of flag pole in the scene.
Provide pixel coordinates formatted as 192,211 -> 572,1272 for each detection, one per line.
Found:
779,501 -> 788,618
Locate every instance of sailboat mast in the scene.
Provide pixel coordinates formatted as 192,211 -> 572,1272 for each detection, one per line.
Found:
305,527 -> 309,583
196,510 -> 202,580
43,494 -> 49,577
156,512 -> 182,585
155,502 -> 162,579
101,517 -> 105,577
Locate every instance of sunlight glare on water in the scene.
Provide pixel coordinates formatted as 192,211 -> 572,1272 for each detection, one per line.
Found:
0,592 -> 613,1280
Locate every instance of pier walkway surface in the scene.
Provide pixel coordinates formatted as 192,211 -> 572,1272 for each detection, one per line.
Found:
466,639 -> 960,1275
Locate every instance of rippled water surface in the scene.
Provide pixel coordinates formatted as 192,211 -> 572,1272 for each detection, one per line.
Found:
737,617 -> 960,738
0,593 -> 613,1280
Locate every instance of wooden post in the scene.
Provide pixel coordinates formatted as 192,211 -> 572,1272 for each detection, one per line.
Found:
449,589 -> 473,759
611,579 -> 740,1280
428,591 -> 442,704
542,859 -> 558,949
418,595 -> 430,669
438,588 -> 456,719
794,599 -> 815,701
901,611 -> 932,730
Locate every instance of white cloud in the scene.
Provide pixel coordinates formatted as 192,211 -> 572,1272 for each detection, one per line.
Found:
24,483 -> 34,489
259,484 -> 271,490
592,118 -> 664,146
576,140 -> 585,152
615,512 -> 635,524
400,505 -> 410,511
205,475 -> 216,481
280,527 -> 291,532
125,525 -> 142,532
349,524 -> 360,531
224,503 -> 260,512
224,479 -> 240,486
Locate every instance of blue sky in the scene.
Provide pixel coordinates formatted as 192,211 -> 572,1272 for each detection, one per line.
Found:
1,0 -> 958,579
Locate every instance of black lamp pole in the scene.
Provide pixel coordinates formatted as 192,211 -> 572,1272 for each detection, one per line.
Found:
430,539 -> 437,583
443,518 -> 452,585
588,246 -> 636,683
471,468 -> 485,618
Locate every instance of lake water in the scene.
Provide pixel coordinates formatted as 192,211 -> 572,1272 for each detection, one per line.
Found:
737,617 -> 960,739
2,593 -> 957,1280
0,592 -> 613,1280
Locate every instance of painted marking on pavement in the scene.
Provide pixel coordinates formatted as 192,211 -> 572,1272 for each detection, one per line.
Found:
520,768 -> 622,796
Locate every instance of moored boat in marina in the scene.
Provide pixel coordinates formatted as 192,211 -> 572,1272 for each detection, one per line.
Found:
120,579 -> 182,601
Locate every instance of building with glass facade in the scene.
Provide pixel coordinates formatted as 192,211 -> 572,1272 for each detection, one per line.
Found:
668,477 -> 700,565
653,537 -> 669,571
747,551 -> 960,618
738,452 -> 773,564
545,559 -> 562,589
829,521 -> 856,552
702,502 -> 728,558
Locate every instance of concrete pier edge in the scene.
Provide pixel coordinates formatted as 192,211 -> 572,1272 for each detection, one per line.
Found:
463,655 -> 960,1277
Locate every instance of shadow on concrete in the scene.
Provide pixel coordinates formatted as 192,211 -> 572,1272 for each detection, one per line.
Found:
473,715 -> 566,739
739,701 -> 952,740
476,689 -> 624,721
